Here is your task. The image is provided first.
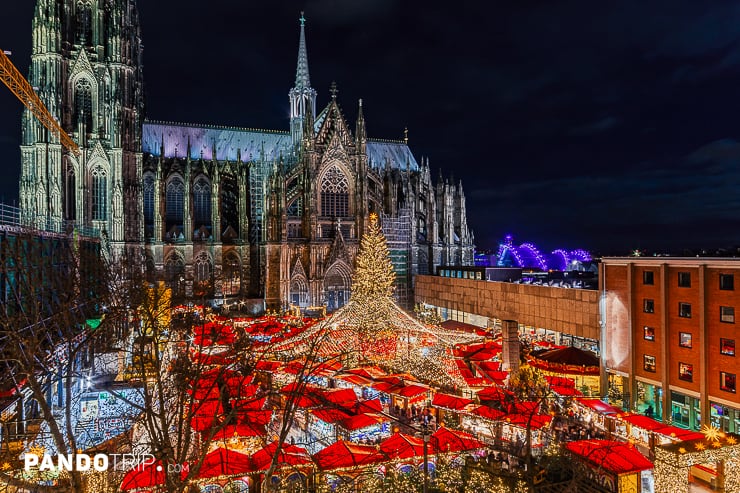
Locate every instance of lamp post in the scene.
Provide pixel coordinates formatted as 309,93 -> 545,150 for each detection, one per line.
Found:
422,422 -> 430,493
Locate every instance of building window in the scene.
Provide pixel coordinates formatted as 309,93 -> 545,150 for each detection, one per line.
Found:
720,274 -> 734,291
678,272 -> 691,288
643,271 -> 654,285
721,372 -> 736,393
644,326 -> 655,342
679,302 -> 692,318
678,362 -> 693,382
644,355 -> 656,373
721,306 -> 735,324
74,78 -> 93,134
721,338 -> 735,356
193,177 -> 211,228
320,165 -> 349,217
643,299 -> 655,313
166,176 -> 185,233
143,174 -> 154,236
679,332 -> 692,348
91,165 -> 107,221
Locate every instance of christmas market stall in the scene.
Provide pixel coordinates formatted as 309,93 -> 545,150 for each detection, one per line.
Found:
566,439 -> 654,493
528,346 -> 600,395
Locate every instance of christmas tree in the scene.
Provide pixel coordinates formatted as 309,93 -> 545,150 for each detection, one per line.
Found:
351,213 -> 396,304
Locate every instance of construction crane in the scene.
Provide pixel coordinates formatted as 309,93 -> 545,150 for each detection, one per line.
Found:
0,49 -> 80,156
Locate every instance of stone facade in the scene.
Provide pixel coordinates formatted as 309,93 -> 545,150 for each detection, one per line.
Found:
20,3 -> 474,308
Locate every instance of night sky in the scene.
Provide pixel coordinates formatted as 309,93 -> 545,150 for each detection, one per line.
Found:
3,1 -> 740,254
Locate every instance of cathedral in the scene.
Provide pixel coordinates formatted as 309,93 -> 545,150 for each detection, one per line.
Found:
18,1 -> 474,310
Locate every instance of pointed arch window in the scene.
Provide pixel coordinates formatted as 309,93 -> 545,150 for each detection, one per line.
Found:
91,165 -> 107,221
164,254 -> 185,292
64,162 -> 76,221
74,78 -> 93,134
320,165 -> 349,217
290,277 -> 309,307
165,176 -> 184,234
193,176 -> 211,228
193,252 -> 212,296
143,173 -> 155,238
223,252 -> 241,296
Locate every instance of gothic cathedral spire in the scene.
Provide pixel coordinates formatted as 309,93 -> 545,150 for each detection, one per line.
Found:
289,12 -> 317,148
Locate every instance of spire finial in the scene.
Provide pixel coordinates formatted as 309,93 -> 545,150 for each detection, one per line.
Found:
330,81 -> 338,99
404,127 -> 409,144
294,12 -> 311,89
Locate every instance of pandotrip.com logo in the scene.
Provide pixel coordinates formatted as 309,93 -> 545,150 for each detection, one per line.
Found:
24,453 -> 159,472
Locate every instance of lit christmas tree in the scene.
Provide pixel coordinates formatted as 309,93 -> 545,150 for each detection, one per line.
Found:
351,213 -> 396,304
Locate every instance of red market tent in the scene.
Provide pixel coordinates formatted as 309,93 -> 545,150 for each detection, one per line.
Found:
195,447 -> 253,479
120,460 -> 168,490
504,414 -> 553,430
577,399 -> 623,415
210,422 -> 267,440
340,413 -> 387,431
528,347 -> 600,375
380,432 -> 425,460
566,439 -> 653,475
250,442 -> 312,472
476,386 -> 514,403
190,400 -> 224,432
619,414 -> 664,431
430,426 -> 486,454
312,440 -> 385,471
432,393 -> 474,411
470,405 -> 506,422
652,425 -> 705,441
551,385 -> 583,396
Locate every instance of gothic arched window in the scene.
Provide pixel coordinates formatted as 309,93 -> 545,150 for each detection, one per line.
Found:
165,176 -> 184,234
223,252 -> 241,296
91,165 -> 107,221
64,162 -> 76,221
193,176 -> 211,227
220,173 -> 239,238
193,251 -> 212,296
143,173 -> 155,238
290,277 -> 308,307
74,78 -> 93,134
320,165 -> 349,217
164,253 -> 185,292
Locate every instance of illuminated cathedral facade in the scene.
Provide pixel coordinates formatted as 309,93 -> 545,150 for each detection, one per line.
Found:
19,2 -> 474,309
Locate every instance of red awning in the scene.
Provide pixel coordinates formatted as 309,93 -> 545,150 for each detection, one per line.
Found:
477,386 -> 514,402
432,393 -> 473,411
504,414 -> 553,430
577,399 -> 623,415
469,405 -> 506,422
195,447 -> 253,479
551,385 -> 583,396
619,414 -> 664,431
340,413 -> 387,431
652,425 -> 705,441
431,426 -> 486,453
312,441 -> 385,471
566,439 -> 653,474
210,423 -> 267,440
380,433 -> 425,460
250,442 -> 312,472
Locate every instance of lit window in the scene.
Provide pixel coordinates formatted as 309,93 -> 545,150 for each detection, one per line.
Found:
679,302 -> 692,318
644,326 -> 655,341
678,362 -> 693,382
643,355 -> 656,373
721,338 -> 735,356
679,332 -> 692,348
721,306 -> 735,324
720,372 -> 736,393
320,165 -> 349,217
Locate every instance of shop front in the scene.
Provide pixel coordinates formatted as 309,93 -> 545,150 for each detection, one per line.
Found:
670,391 -> 700,430
635,379 -> 662,421
710,401 -> 740,434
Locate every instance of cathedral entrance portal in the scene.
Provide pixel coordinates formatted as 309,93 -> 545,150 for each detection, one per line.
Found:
324,263 -> 350,312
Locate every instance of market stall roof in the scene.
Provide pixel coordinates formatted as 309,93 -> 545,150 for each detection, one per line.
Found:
566,439 -> 653,474
577,399 -> 623,415
210,422 -> 267,440
255,360 -> 282,372
551,385 -> 583,396
195,447 -> 253,479
250,442 -> 312,471
431,426 -> 486,453
545,376 -> 576,388
476,385 -> 514,402
380,432 -> 425,460
340,413 -> 387,431
652,425 -> 705,441
619,414 -> 664,431
504,414 -> 553,430
120,460 -> 168,490
432,393 -> 474,411
528,347 -> 600,375
469,405 -> 506,422
312,440 -> 385,470
440,320 -> 490,336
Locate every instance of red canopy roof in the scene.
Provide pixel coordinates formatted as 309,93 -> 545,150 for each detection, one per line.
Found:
380,433 -> 425,460
432,393 -> 473,411
577,399 -> 623,414
340,413 -> 387,431
195,447 -> 253,479
619,414 -> 664,431
470,405 -> 506,421
528,347 -> 600,375
312,441 -> 385,470
250,442 -> 312,472
504,414 -> 553,430
120,460 -> 169,490
431,426 -> 486,453
210,423 -> 267,440
477,385 -> 514,402
566,439 -> 653,474
652,425 -> 705,441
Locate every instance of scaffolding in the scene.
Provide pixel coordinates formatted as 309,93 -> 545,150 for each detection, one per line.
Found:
382,208 -> 412,308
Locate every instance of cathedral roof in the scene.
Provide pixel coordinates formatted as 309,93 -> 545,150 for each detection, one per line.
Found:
142,120 -> 292,162
142,120 -> 419,171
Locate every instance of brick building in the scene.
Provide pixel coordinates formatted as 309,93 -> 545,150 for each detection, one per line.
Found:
600,258 -> 740,432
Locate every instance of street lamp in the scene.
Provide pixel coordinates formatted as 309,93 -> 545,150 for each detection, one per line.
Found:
422,422 -> 430,493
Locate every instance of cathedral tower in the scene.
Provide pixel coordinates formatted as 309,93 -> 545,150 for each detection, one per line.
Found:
288,13 -> 317,148
19,0 -> 145,247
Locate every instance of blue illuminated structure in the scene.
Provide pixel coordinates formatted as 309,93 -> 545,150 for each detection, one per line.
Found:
495,235 -> 591,271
